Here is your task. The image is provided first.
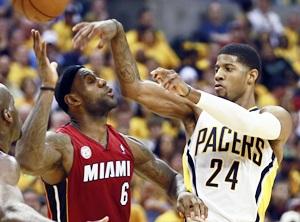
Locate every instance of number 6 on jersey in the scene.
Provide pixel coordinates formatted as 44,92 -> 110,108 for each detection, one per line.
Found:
120,182 -> 129,205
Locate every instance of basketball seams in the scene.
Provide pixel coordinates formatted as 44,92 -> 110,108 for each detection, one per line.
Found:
13,0 -> 69,22
21,0 -> 30,20
28,0 -> 55,19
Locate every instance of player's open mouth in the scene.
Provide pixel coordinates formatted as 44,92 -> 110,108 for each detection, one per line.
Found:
107,88 -> 114,97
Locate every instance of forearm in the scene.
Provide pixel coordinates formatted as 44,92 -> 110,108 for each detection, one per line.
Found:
110,20 -> 141,98
16,90 -> 54,172
2,203 -> 52,222
0,183 -> 52,222
195,90 -> 281,139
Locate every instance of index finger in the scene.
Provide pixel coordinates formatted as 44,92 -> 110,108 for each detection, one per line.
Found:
72,22 -> 89,32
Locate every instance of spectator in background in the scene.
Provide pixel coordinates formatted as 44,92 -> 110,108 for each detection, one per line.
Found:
193,1 -> 230,44
260,43 -> 298,103
127,7 -> 166,44
129,25 -> 180,68
0,55 -> 22,99
23,189 -> 41,213
85,0 -> 109,22
247,0 -> 283,45
8,46 -> 37,88
52,4 -> 80,53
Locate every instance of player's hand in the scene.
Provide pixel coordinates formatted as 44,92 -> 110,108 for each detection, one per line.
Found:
150,67 -> 190,97
86,216 -> 109,222
72,19 -> 120,50
177,191 -> 208,221
32,29 -> 58,88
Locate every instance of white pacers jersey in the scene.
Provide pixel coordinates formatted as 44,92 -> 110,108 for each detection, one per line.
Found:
182,108 -> 278,222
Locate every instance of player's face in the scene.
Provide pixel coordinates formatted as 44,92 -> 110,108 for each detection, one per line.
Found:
214,54 -> 250,102
73,68 -> 117,116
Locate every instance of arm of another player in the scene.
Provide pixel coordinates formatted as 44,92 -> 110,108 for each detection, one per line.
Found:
72,19 -> 194,120
151,68 -> 292,143
0,155 -> 53,222
123,135 -> 208,221
15,30 -> 64,180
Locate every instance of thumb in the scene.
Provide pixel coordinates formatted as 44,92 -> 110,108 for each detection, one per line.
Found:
97,39 -> 108,49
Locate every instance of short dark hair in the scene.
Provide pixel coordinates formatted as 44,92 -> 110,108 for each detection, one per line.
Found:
54,65 -> 84,113
218,43 -> 262,75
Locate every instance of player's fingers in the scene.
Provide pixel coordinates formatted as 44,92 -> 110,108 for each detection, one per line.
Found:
190,201 -> 201,220
79,25 -> 94,40
42,42 -> 47,59
176,204 -> 185,216
51,61 -> 58,69
72,22 -> 89,32
181,199 -> 192,220
73,25 -> 92,48
203,202 -> 208,219
101,216 -> 109,222
162,75 -> 176,89
31,29 -> 35,45
87,28 -> 96,40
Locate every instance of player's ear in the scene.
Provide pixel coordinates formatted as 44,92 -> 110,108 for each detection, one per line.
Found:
65,94 -> 81,108
247,69 -> 258,85
2,109 -> 13,124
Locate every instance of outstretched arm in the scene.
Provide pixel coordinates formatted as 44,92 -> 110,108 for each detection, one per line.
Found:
72,19 -> 194,120
0,155 -> 53,222
151,68 -> 292,141
124,135 -> 207,221
15,30 -> 62,177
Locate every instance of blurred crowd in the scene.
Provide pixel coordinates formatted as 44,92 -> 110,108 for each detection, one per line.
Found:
0,0 -> 299,221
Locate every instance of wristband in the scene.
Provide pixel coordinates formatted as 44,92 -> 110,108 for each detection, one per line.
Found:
40,86 -> 55,91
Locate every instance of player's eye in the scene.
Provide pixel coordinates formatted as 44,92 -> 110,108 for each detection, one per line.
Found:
215,66 -> 219,73
225,67 -> 233,72
86,75 -> 96,84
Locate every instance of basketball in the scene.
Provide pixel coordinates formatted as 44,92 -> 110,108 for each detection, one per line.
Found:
12,0 -> 70,22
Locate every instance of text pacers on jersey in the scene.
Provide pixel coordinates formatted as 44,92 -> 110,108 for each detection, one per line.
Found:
83,160 -> 131,182
195,126 -> 264,166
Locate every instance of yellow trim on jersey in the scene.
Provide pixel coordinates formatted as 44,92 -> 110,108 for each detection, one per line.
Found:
257,161 -> 278,222
182,147 -> 192,192
248,106 -> 259,111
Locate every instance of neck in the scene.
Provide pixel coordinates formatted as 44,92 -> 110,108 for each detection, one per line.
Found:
71,115 -> 109,146
234,89 -> 256,110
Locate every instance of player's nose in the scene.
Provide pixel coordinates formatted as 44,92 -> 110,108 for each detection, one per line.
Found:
215,70 -> 225,81
97,78 -> 107,87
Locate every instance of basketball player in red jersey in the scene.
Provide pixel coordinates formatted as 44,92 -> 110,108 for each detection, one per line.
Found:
15,29 -> 207,222
0,84 -> 53,222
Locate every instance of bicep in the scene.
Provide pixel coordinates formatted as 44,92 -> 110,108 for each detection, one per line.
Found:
132,80 -> 194,119
22,132 -> 67,176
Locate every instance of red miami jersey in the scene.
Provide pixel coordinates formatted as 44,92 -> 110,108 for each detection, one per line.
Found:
44,124 -> 134,222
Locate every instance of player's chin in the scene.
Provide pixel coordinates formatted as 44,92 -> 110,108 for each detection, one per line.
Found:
215,88 -> 226,97
109,97 -> 118,108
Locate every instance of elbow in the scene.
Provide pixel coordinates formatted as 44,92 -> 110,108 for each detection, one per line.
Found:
120,84 -> 140,100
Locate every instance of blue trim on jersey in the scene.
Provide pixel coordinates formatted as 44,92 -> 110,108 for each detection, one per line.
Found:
254,153 -> 275,222
187,149 -> 199,197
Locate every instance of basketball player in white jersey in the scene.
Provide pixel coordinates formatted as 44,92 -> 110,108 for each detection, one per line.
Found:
72,19 -> 292,221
